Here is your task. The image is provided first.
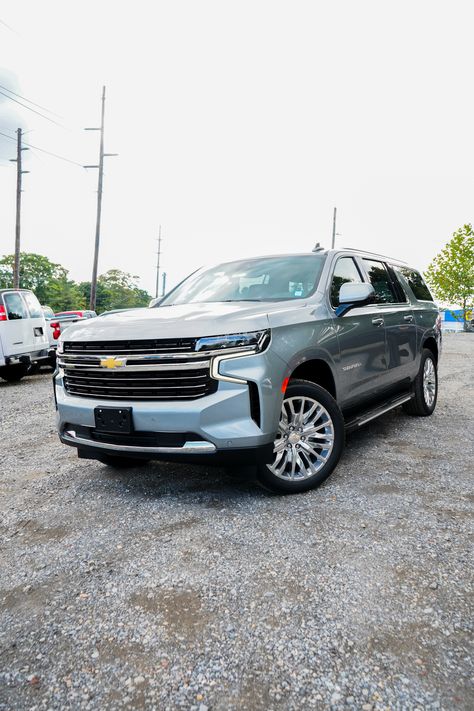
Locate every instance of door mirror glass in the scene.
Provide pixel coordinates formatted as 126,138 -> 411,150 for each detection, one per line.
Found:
338,282 -> 375,305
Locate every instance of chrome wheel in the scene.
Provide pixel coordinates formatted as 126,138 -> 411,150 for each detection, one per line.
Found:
423,358 -> 436,408
268,396 -> 335,481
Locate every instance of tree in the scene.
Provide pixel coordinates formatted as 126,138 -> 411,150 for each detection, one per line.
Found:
0,254 -> 152,313
425,225 -> 474,330
78,269 -> 151,313
0,252 -> 85,311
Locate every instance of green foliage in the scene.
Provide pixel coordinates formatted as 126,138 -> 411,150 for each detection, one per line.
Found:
78,269 -> 151,313
0,253 -> 151,314
425,225 -> 474,329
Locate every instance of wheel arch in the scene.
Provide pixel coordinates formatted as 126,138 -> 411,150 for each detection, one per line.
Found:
288,358 -> 337,399
422,335 -> 438,364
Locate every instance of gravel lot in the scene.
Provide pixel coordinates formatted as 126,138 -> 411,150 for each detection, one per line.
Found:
1,333 -> 473,711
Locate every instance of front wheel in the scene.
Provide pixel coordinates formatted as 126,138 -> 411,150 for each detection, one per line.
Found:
257,379 -> 345,494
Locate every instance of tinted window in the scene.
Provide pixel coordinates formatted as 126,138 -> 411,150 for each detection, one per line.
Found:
330,257 -> 363,307
386,265 -> 408,303
3,292 -> 28,320
363,259 -> 396,304
22,291 -> 43,318
396,267 -> 433,301
160,255 -> 326,305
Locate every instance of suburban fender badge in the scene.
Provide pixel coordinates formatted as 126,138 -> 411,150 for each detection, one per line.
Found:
100,356 -> 127,369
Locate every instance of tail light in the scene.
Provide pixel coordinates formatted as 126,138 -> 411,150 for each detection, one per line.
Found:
0,305 -> 7,321
50,321 -> 61,340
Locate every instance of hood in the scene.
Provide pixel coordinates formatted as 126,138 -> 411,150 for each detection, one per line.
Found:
60,301 -> 306,342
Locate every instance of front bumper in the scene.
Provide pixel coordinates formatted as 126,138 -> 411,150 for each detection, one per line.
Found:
54,349 -> 286,465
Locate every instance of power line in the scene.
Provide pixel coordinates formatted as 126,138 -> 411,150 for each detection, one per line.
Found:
0,82 -> 63,118
0,130 -> 84,167
85,86 -> 118,310
0,88 -> 65,128
9,129 -> 29,288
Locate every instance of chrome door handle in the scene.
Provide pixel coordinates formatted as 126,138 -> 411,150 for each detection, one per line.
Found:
404,315 -> 414,322
372,317 -> 384,327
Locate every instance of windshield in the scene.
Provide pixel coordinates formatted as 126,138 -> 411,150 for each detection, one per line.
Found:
160,254 -> 326,306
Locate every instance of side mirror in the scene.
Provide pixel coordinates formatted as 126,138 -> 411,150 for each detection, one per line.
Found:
339,282 -> 375,304
336,282 -> 375,316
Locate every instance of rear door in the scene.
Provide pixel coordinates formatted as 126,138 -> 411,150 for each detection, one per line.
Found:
359,258 -> 417,386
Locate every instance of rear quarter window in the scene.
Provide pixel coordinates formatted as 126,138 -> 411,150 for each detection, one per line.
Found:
395,267 -> 434,301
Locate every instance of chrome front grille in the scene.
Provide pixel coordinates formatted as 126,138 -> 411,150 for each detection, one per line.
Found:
63,339 -> 197,355
59,339 -> 218,401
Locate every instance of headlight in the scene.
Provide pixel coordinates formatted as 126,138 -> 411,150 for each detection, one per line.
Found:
196,330 -> 270,354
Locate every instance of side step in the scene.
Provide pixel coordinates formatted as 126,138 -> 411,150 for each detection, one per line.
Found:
345,392 -> 414,432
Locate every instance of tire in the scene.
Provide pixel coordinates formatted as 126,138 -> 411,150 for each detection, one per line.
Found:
0,364 -> 28,382
97,454 -> 150,468
256,379 -> 345,494
403,348 -> 438,417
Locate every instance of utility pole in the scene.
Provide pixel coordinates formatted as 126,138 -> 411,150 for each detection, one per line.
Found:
331,206 -> 337,249
9,128 -> 29,288
155,225 -> 162,298
161,271 -> 167,297
84,86 -> 118,310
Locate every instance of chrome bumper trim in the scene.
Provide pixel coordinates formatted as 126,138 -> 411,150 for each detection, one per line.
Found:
62,430 -> 216,454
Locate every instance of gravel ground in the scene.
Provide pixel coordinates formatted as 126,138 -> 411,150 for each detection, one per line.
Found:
0,333 -> 473,711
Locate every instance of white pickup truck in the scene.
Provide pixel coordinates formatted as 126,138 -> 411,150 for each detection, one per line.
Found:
0,289 -> 54,381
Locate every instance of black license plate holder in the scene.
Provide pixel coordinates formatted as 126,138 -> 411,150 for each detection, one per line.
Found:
94,406 -> 133,434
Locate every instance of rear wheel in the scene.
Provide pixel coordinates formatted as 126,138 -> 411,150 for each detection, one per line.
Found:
257,379 -> 345,494
0,364 -> 28,382
403,348 -> 438,416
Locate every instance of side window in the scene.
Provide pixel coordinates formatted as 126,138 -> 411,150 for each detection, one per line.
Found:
3,292 -> 28,320
330,257 -> 363,307
397,267 -> 434,301
386,265 -> 408,303
362,259 -> 397,304
22,291 -> 43,318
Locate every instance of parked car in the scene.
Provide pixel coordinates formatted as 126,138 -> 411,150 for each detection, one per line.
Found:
0,289 -> 54,381
54,248 -> 441,493
55,310 -> 97,320
41,305 -> 61,367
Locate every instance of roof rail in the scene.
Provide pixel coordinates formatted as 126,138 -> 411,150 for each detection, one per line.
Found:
341,247 -> 407,265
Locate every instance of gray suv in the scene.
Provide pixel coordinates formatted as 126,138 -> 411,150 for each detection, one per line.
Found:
54,248 -> 441,493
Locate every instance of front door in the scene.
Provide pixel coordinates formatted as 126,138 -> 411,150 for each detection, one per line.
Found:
329,256 -> 388,406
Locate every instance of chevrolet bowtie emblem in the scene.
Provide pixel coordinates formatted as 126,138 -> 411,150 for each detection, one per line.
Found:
100,356 -> 127,369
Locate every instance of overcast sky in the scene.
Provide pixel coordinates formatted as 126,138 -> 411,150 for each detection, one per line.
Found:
0,0 -> 472,297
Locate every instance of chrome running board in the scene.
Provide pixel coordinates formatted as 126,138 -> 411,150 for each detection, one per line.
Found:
345,393 -> 414,432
